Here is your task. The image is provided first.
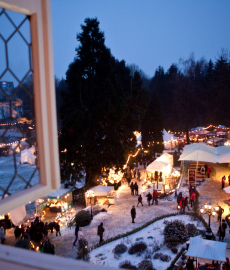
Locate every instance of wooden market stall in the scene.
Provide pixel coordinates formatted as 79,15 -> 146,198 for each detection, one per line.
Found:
85,185 -> 114,207
47,188 -> 73,213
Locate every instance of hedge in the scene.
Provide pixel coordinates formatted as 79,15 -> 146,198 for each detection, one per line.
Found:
90,211 -> 208,251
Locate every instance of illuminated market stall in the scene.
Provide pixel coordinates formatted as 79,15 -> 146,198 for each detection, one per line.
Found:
85,185 -> 115,207
47,188 -> 73,213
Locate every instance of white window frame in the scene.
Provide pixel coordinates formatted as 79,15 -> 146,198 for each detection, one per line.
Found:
0,0 -> 60,215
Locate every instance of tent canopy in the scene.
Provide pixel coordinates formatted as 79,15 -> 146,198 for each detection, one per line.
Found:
48,188 -> 72,199
179,143 -> 230,163
88,185 -> 114,196
186,237 -> 226,263
163,129 -> 176,142
146,161 -> 168,172
157,153 -> 173,167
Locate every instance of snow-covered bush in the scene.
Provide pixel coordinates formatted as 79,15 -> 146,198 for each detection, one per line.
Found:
75,210 -> 91,227
160,254 -> 171,262
128,241 -> 147,255
171,247 -> 178,254
144,248 -> 152,259
153,253 -> 161,260
138,259 -> 155,270
152,243 -> 160,252
114,243 -> 128,255
163,220 -> 188,248
119,260 -> 138,270
153,253 -> 171,262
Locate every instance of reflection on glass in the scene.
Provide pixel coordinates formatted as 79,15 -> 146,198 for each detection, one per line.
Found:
0,9 -> 39,198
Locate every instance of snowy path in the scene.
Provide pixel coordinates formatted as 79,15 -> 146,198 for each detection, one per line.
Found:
48,170 -> 179,258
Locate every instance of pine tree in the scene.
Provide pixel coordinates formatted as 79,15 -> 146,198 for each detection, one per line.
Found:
141,92 -> 164,157
59,18 -> 148,185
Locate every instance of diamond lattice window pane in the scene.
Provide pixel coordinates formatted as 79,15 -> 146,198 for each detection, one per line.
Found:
19,18 -> 31,44
0,8 -> 40,199
8,32 -> 30,82
5,10 -> 26,28
0,12 -> 15,41
0,37 -> 6,76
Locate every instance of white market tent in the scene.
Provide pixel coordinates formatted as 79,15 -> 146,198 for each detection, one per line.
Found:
88,185 -> 114,196
186,237 -> 226,264
163,129 -> 177,149
157,152 -> 174,167
147,161 -> 169,172
179,143 -> 230,163
146,153 -> 173,177
20,146 -> 36,165
10,205 -> 27,226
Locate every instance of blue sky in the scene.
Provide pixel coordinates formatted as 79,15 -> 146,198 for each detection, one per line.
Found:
51,0 -> 230,79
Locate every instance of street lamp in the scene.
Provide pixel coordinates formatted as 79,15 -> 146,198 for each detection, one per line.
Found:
86,190 -> 95,220
200,203 -> 216,228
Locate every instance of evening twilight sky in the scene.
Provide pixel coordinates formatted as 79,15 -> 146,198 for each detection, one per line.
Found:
51,0 -> 230,79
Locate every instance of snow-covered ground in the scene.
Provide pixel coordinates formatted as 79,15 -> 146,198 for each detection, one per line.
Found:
90,215 -> 205,270
0,154 -> 39,196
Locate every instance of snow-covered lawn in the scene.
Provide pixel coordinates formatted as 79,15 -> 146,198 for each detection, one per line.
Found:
90,215 -> 205,270
0,154 -> 39,196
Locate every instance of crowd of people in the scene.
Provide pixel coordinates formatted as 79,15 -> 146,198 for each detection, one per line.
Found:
0,216 -> 62,254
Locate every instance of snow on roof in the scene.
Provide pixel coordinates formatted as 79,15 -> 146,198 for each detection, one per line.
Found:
48,188 -> 72,198
163,129 -> 176,142
186,237 -> 226,263
88,185 -> 114,196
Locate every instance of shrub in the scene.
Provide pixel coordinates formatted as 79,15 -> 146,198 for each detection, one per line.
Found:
119,260 -> 138,270
152,243 -> 160,252
163,220 -> 188,248
76,238 -> 90,261
144,249 -> 152,259
75,210 -> 91,227
128,241 -> 147,255
114,243 -> 128,255
153,253 -> 161,260
160,254 -> 171,262
171,247 -> 178,254
138,259 -> 154,270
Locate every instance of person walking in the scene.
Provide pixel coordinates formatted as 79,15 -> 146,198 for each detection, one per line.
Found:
55,222 -> 61,236
207,166 -> 211,178
152,189 -> 158,205
137,195 -> 143,206
134,182 -> 138,196
131,206 -> 136,223
180,197 -> 185,213
228,174 -> 230,186
222,175 -> 226,189
0,226 -> 5,244
177,192 -> 182,209
217,206 -> 224,222
137,170 -> 141,181
190,191 -> 196,207
97,222 -> 104,243
218,219 -> 227,242
146,192 -> 152,206
14,226 -> 21,239
130,182 -> 134,195
73,223 -> 80,246
184,197 -> 190,212
133,168 -> 136,178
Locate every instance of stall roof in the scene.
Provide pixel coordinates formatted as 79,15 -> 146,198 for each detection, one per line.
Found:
146,161 -> 169,172
186,237 -> 227,263
48,188 -> 72,199
88,185 -> 114,196
179,143 -> 230,163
